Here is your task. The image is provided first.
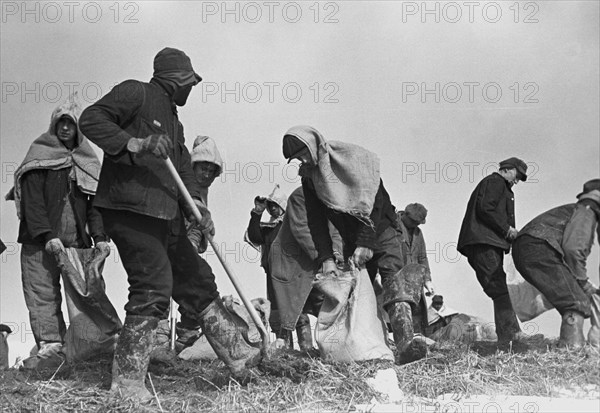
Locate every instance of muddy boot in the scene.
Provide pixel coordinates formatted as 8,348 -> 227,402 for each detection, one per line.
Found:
175,322 -> 202,353
296,314 -> 314,351
558,311 -> 585,349
387,302 -> 427,364
198,298 -> 262,376
277,327 -> 294,349
493,295 -> 524,343
110,315 -> 158,402
149,319 -> 177,366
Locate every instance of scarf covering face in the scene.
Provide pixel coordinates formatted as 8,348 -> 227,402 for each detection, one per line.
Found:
6,93 -> 101,219
283,125 -> 380,224
152,47 -> 201,96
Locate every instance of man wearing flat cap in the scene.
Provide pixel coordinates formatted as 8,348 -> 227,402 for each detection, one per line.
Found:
457,157 -> 529,345
512,179 -> 600,348
80,48 -> 260,400
392,203 -> 435,335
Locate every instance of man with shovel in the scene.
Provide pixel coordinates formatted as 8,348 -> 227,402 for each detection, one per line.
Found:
80,47 -> 261,401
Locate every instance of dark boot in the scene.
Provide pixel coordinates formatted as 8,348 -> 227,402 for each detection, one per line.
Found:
150,319 -> 177,365
110,315 -> 158,402
295,314 -> 314,351
558,311 -> 585,349
387,302 -> 427,364
493,295 -> 524,343
277,328 -> 294,349
175,322 -> 202,353
198,298 -> 262,376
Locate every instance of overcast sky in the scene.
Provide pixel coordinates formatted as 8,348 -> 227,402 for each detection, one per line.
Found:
1,1 -> 599,362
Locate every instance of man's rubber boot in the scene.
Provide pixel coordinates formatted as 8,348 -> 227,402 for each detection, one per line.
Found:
149,319 -> 177,366
295,314 -> 314,351
387,302 -> 427,364
277,328 -> 294,349
558,311 -> 585,349
198,298 -> 262,376
110,315 -> 158,402
175,322 -> 202,353
493,295 -> 525,343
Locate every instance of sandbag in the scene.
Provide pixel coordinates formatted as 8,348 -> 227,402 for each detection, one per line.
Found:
314,266 -> 393,362
178,296 -> 270,361
56,248 -> 121,362
506,254 -> 553,322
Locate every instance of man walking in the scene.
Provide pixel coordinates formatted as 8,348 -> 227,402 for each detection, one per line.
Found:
457,157 -> 529,344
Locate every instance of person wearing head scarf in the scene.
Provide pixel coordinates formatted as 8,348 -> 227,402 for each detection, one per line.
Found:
79,48 -> 260,400
186,135 -> 223,254
245,184 -> 288,340
282,125 -> 427,364
5,94 -> 109,371
457,157 -> 529,346
512,179 -> 600,348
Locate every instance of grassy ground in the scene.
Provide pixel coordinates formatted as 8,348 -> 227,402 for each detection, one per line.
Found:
0,338 -> 598,412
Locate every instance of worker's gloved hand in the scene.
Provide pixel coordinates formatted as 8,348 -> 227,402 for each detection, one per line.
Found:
127,134 -> 172,158
253,196 -> 267,214
95,241 -> 111,258
578,279 -> 600,298
45,238 -> 65,255
506,226 -> 519,241
351,246 -> 373,268
186,198 -> 215,238
424,280 -> 436,297
321,258 -> 342,278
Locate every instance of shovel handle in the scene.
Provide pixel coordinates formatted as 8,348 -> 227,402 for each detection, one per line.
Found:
164,158 -> 270,349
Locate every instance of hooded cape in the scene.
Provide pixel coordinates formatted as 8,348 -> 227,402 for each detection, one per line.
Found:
6,94 -> 101,219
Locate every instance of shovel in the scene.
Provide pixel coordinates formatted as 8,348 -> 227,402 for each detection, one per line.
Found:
164,158 -> 270,356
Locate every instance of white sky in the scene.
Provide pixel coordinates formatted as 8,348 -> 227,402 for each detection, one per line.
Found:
1,1 -> 599,362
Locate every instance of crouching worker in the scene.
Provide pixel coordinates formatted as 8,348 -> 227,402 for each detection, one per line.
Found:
512,179 -> 600,348
282,125 -> 427,364
79,47 -> 260,401
7,94 -> 110,372
268,186 -> 343,351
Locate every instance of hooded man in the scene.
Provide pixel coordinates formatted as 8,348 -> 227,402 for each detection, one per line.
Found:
457,157 -> 529,345
512,179 -> 600,348
187,135 -> 223,254
282,125 -> 427,364
79,48 -> 260,401
7,94 -> 110,371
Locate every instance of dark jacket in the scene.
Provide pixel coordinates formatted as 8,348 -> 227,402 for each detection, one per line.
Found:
79,79 -> 201,220
517,198 -> 600,281
457,172 -> 515,254
17,168 -> 106,247
302,177 -> 397,266
246,212 -> 283,274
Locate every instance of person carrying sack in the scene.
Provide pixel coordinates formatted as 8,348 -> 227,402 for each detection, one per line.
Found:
282,125 -> 427,364
6,93 -> 110,372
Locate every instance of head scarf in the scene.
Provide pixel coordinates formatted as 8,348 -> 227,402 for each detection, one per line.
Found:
5,93 -> 101,219
282,125 -> 380,225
